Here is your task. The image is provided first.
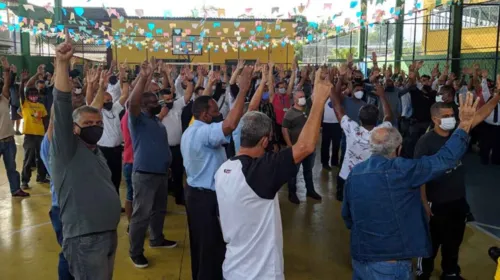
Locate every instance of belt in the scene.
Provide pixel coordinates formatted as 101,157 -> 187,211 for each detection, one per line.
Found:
188,186 -> 215,193
0,136 -> 14,142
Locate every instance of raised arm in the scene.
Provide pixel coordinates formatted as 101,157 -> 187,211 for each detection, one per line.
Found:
286,61 -> 297,96
19,70 -> 29,104
183,71 -> 194,104
248,65 -> 268,111
222,65 -> 253,136
472,74 -> 500,128
26,64 -> 45,88
52,30 -> 78,161
330,67 -> 347,121
0,57 -> 11,99
230,60 -> 244,85
117,62 -> 130,106
129,61 -> 151,117
203,71 -> 218,96
91,69 -> 112,110
292,69 -> 333,164
373,84 -> 393,123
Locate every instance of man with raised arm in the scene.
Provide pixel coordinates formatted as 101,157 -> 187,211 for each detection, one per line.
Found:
128,60 -> 177,269
51,32 -> 121,279
342,93 -> 480,279
181,64 -> 254,280
214,69 -> 333,280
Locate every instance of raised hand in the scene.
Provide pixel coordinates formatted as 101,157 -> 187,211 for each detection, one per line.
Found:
0,56 -> 9,71
238,65 -> 254,93
87,67 -> 99,85
56,29 -> 74,62
237,59 -> 245,70
140,60 -> 152,78
374,84 -> 385,97
220,64 -> 227,73
10,64 -> 17,74
99,69 -> 113,89
261,65 -> 269,83
458,92 -> 480,133
481,69 -> 489,79
313,72 -> 333,101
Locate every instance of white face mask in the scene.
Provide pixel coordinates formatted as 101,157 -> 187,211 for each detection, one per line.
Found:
435,95 -> 443,102
354,91 -> 364,99
297,97 -> 306,106
439,117 -> 456,131
278,88 -> 286,94
212,85 -> 216,91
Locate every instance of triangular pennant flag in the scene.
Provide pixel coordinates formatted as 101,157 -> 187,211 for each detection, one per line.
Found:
23,4 -> 35,12
45,19 -> 53,26
271,7 -> 279,14
135,9 -> 144,17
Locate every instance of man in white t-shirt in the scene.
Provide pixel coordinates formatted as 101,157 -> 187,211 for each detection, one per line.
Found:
321,100 -> 341,171
330,77 -> 393,201
159,78 -> 194,205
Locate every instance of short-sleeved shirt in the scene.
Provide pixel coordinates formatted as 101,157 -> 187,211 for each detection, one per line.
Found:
21,100 -> 47,136
121,110 -> 133,164
339,115 -> 392,180
161,98 -> 186,146
414,130 -> 466,204
214,148 -> 297,280
272,94 -> 291,125
129,112 -> 171,174
181,120 -> 230,190
98,102 -> 124,147
342,96 -> 366,124
0,96 -> 15,139
282,107 -> 307,145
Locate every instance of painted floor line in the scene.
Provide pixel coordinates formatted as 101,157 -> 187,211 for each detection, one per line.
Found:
7,221 -> 51,236
471,222 -> 500,231
468,223 -> 500,242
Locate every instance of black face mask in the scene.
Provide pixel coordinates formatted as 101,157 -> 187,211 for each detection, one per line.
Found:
422,85 -> 432,93
165,102 -> 174,110
385,86 -> 395,92
109,76 -> 118,85
265,142 -> 274,153
76,125 -> 104,145
210,114 -> 223,123
103,102 -> 113,111
150,105 -> 162,116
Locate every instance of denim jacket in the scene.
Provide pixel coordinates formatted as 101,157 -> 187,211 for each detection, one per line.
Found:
342,129 -> 469,262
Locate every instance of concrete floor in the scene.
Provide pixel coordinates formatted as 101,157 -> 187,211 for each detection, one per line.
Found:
0,134 -> 498,279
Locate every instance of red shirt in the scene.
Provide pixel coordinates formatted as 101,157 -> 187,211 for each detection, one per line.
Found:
121,110 -> 133,164
272,94 -> 291,125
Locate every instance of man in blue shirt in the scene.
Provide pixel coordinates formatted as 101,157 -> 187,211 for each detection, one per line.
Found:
181,65 -> 253,280
128,60 -> 177,268
342,93 -> 479,279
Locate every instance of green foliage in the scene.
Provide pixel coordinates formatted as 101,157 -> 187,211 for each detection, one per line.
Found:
329,47 -> 358,60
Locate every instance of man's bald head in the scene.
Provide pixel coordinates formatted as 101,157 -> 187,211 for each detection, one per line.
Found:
370,127 -> 402,158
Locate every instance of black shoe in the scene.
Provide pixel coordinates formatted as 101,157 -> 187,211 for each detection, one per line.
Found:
21,183 -> 30,190
36,178 -> 50,184
288,193 -> 300,204
175,197 -> 185,206
322,165 -> 332,171
12,189 -> 30,197
150,239 -> 177,249
131,254 -> 149,268
489,246 -> 500,263
465,212 -> 475,223
121,207 -> 125,213
307,190 -> 322,201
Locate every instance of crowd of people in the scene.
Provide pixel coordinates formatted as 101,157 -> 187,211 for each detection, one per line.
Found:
0,31 -> 499,280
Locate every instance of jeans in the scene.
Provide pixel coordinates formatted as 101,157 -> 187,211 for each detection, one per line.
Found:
0,137 -> 20,194
62,231 -> 118,280
129,172 -> 168,257
352,259 -> 412,280
123,163 -> 133,201
21,134 -> 47,183
49,206 -> 74,280
321,122 -> 342,167
288,152 -> 316,194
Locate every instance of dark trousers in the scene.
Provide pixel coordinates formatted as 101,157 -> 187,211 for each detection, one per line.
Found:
340,132 -> 346,166
288,152 -> 316,194
417,198 -> 467,279
321,122 -> 342,167
479,122 -> 500,165
21,134 -> 47,183
402,121 -> 430,159
185,186 -> 225,280
336,175 -> 345,201
99,146 -> 123,194
0,137 -> 21,194
169,145 -> 185,203
49,206 -> 74,280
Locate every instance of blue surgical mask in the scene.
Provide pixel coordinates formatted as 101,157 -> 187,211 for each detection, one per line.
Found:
262,92 -> 270,100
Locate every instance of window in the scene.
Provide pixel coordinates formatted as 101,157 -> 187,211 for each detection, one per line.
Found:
429,8 -> 450,30
462,6 -> 499,28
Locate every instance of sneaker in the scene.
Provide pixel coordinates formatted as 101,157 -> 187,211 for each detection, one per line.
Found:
37,178 -> 50,184
322,165 -> 332,171
150,239 -> 178,249
288,193 -> 300,204
131,255 -> 148,268
12,189 -> 30,197
307,190 -> 322,201
21,183 -> 30,190
488,246 -> 500,263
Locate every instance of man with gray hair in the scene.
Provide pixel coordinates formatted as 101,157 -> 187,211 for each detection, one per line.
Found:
341,93 -> 480,279
214,71 -> 333,280
51,32 -> 121,278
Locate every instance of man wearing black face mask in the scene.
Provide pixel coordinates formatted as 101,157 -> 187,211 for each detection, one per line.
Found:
128,60 -> 177,268
180,65 -> 253,280
51,33 -> 121,279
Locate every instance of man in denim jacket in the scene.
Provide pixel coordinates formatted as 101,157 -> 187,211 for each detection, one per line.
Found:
342,93 -> 479,279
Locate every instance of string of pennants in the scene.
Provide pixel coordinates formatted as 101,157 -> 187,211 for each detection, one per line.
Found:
0,0 -> 462,53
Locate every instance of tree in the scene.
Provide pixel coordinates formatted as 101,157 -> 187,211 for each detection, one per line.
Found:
329,47 -> 358,60
367,23 -> 396,44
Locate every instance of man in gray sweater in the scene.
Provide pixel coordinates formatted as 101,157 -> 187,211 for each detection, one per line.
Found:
50,32 -> 121,279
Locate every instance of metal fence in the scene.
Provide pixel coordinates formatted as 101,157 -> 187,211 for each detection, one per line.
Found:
301,2 -> 500,79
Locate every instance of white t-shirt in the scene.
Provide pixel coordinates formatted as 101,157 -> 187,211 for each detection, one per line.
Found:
97,102 -> 124,147
339,115 -> 392,179
161,97 -> 186,146
0,96 -> 15,139
106,83 -> 121,103
323,100 -> 338,123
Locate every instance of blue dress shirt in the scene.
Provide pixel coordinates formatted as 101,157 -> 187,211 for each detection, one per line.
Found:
181,120 -> 230,190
